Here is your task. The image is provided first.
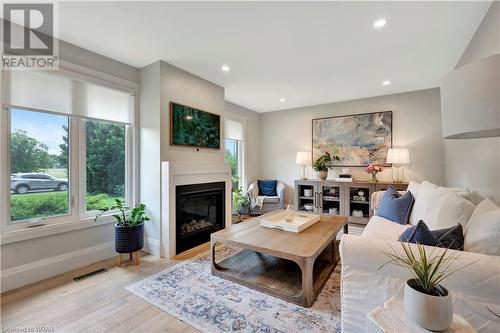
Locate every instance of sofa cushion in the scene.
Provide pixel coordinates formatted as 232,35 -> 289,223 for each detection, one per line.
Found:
262,196 -> 280,204
424,186 -> 475,230
410,181 -> 437,225
399,220 -> 464,250
377,186 -> 414,224
362,215 -> 412,240
257,180 -> 277,196
464,199 -> 500,256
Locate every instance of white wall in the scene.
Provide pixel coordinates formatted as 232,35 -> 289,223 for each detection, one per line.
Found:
225,102 -> 261,189
259,88 -> 444,202
139,61 -> 162,256
445,2 -> 500,204
1,41 -> 140,292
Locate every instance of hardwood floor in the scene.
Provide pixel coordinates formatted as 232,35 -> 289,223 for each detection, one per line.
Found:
1,244 -> 210,333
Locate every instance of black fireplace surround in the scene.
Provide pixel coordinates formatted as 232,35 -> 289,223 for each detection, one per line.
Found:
176,181 -> 225,254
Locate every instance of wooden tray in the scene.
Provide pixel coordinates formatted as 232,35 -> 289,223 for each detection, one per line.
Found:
259,210 -> 320,232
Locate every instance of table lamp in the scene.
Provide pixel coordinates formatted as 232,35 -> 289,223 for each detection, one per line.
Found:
296,151 -> 311,180
386,148 -> 409,183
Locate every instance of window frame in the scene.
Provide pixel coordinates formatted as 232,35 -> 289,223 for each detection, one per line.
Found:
0,62 -> 139,244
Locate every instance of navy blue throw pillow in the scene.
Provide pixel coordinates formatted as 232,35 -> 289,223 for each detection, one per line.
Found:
399,220 -> 464,250
399,220 -> 439,246
377,186 -> 415,224
258,180 -> 277,196
432,224 -> 464,250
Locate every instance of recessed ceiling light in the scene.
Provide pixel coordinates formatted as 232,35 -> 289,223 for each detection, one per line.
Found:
382,80 -> 391,86
221,65 -> 230,72
373,19 -> 387,28
279,98 -> 286,102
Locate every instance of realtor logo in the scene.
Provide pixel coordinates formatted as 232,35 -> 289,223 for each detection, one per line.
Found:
2,2 -> 59,70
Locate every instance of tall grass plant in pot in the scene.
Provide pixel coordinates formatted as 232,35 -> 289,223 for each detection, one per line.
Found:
379,242 -> 477,331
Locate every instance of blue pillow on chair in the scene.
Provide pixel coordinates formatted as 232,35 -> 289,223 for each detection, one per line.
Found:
399,220 -> 464,250
258,180 -> 278,196
377,185 -> 415,224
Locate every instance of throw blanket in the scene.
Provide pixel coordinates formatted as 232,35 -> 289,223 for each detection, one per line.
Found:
248,184 -> 266,210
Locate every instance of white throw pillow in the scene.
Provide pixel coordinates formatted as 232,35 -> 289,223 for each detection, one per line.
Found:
410,181 -> 437,225
464,199 -> 500,256
424,186 -> 475,230
407,180 -> 421,200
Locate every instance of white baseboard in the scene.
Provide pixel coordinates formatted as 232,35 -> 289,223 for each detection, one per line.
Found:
0,241 -> 115,293
142,236 -> 161,257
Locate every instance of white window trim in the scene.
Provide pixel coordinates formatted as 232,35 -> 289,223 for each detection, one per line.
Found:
0,61 -> 139,245
224,113 -> 246,189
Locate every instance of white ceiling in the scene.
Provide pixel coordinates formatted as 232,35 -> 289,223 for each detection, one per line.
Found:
57,1 -> 491,112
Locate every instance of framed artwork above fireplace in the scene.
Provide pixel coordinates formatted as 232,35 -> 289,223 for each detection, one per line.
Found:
312,111 -> 393,167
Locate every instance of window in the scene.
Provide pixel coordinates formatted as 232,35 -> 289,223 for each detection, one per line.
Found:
224,118 -> 244,190
10,109 -> 70,222
2,69 -> 135,231
85,119 -> 126,211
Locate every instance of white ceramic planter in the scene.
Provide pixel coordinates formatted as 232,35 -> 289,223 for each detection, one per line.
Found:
404,279 -> 453,331
317,170 -> 328,180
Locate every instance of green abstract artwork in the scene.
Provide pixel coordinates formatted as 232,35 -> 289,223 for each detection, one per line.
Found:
170,102 -> 220,149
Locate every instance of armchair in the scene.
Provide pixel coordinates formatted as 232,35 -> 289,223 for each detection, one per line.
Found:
246,180 -> 286,215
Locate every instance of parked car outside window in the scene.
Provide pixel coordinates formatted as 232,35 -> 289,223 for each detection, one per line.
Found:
10,173 -> 68,194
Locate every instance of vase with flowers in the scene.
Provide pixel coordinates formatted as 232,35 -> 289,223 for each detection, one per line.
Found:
365,164 -> 383,182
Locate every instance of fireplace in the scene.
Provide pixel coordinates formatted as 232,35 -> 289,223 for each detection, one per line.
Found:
176,181 -> 225,254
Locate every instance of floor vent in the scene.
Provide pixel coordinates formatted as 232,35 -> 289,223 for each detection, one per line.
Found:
73,268 -> 107,282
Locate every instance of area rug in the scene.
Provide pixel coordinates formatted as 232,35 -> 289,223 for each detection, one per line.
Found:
126,248 -> 342,333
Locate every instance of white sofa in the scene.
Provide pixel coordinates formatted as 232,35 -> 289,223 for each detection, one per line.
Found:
340,181 -> 500,333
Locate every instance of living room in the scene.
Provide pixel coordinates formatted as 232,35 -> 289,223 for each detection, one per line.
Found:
1,1 -> 499,333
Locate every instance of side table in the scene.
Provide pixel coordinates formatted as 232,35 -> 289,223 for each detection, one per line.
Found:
367,297 -> 476,333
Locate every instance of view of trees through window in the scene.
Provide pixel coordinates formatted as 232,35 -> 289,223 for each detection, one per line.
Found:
85,120 -> 125,211
225,138 -> 240,190
9,108 -> 126,222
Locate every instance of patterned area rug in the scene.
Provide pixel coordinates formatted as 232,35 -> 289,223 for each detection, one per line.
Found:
126,248 -> 342,333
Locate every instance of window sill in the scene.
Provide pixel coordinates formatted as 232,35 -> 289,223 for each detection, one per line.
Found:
0,215 -> 116,245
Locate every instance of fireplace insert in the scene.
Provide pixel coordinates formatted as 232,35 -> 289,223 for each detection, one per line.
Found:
176,181 -> 225,254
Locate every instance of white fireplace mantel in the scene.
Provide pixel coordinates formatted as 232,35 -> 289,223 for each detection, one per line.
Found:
160,161 -> 232,258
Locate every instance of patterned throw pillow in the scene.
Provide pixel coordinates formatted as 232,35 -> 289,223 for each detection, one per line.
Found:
257,180 -> 278,196
399,220 -> 464,250
377,186 -> 415,224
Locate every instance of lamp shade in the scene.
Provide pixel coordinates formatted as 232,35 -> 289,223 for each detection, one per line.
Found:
386,148 -> 410,164
296,151 -> 311,165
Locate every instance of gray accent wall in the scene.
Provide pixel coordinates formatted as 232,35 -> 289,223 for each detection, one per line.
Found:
445,1 -> 500,204
259,88 -> 444,203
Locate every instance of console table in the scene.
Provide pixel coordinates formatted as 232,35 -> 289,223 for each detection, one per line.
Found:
294,180 -> 408,225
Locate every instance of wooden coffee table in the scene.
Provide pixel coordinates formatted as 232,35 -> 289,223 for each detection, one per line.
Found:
211,212 -> 348,307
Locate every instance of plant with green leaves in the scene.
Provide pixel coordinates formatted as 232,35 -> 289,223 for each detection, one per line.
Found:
94,199 -> 150,227
312,152 -> 340,172
379,242 -> 477,296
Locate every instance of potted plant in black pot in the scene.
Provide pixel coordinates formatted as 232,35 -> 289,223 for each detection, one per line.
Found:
95,199 -> 150,265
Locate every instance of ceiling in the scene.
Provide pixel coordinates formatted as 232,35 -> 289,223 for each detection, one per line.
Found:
57,1 -> 491,112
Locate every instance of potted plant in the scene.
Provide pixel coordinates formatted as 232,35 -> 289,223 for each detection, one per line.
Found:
313,152 -> 339,180
95,199 -> 150,255
379,242 -> 477,331
232,186 -> 250,222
